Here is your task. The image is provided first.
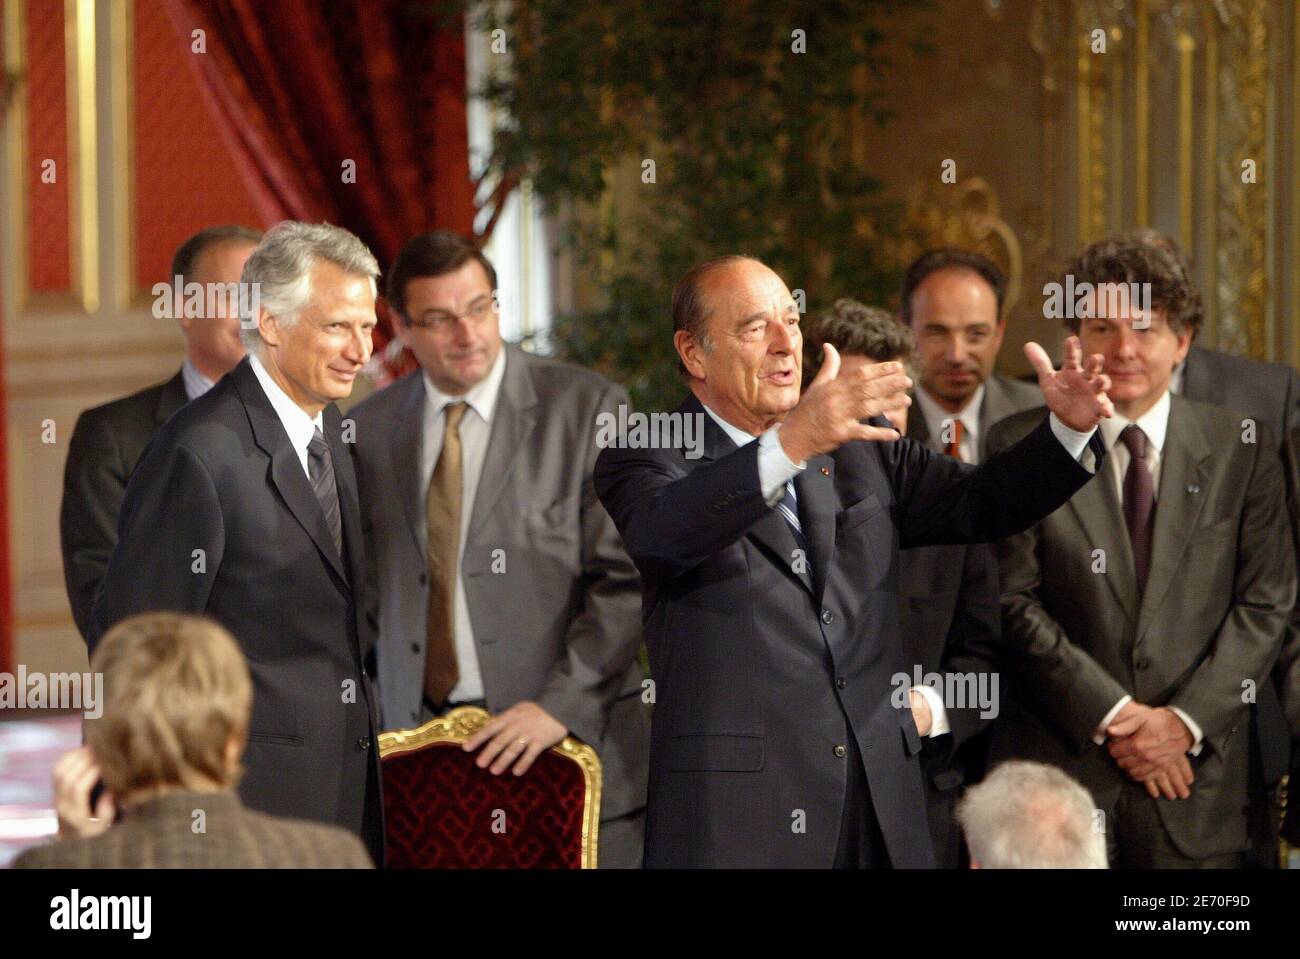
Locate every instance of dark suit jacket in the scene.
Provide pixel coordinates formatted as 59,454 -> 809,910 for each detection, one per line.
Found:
1179,345 -> 1300,791
900,371 -> 1041,812
987,398 -> 1295,860
12,791 -> 373,868
905,372 -> 1042,463
594,393 -> 1100,867
349,347 -> 650,827
897,541 -> 1000,866
87,357 -> 384,865
60,370 -> 188,638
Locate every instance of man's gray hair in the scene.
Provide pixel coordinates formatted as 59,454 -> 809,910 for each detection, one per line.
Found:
239,221 -> 380,352
955,761 -> 1108,868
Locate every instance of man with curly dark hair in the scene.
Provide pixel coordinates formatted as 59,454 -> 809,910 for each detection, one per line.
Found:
987,229 -> 1295,867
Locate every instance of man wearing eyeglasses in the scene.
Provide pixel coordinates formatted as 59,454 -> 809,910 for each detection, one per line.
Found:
349,231 -> 650,867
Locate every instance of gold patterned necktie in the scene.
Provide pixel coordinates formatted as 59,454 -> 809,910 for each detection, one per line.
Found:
424,401 -> 468,706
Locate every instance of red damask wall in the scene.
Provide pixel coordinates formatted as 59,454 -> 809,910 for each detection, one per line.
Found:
132,0 -> 263,289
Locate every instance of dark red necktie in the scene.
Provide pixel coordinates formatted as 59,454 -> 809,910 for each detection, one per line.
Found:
1121,425 -> 1155,594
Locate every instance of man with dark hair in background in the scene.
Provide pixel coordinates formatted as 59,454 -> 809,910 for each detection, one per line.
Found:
900,248 -> 1041,464
350,230 -> 650,867
61,224 -> 261,637
987,232 -> 1294,867
804,300 -> 1001,867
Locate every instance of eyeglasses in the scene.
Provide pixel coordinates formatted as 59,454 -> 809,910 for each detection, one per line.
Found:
405,297 -> 496,331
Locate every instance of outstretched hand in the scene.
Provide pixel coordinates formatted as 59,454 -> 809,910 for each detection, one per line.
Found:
778,344 -> 911,463
1024,336 -> 1113,432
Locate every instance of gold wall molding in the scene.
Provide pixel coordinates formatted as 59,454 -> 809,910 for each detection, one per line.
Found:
898,176 -> 1024,321
1034,0 -> 1291,363
67,0 -> 98,313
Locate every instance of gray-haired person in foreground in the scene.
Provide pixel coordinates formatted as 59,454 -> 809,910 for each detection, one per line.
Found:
89,221 -> 387,865
956,760 -> 1108,868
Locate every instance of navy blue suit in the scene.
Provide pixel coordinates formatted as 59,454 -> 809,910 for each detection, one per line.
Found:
594,394 -> 1100,867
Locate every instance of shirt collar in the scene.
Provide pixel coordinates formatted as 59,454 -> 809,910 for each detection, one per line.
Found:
915,381 -> 985,442
181,359 -> 215,401
1099,388 -> 1171,454
423,345 -> 508,424
248,353 -> 324,454
701,403 -> 762,449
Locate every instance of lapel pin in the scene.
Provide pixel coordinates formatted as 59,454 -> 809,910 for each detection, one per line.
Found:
1186,484 -> 1200,494
820,466 -> 830,476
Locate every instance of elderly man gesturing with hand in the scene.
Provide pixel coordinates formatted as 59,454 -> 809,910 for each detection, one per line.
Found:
594,254 -> 1111,868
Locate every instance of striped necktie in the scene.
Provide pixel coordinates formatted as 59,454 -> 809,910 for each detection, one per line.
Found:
776,481 -> 805,547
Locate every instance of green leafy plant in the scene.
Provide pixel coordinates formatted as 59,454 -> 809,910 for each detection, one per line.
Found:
472,0 -> 934,411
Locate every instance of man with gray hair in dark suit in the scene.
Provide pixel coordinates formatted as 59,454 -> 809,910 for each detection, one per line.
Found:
90,221 -> 386,864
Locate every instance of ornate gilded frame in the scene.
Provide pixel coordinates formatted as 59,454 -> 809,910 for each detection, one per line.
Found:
378,705 -> 603,869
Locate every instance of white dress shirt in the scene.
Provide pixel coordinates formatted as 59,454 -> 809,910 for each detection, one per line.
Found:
420,347 -> 509,703
915,383 -> 985,464
181,359 -> 216,401
248,353 -> 323,479
1088,390 -> 1203,753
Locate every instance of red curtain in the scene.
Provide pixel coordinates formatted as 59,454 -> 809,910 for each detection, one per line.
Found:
161,0 -> 481,364
0,255 -> 11,675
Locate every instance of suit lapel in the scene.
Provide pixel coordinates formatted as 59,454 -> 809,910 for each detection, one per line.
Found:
1136,398 -> 1212,641
686,396 -> 815,595
391,373 -> 427,558
1067,462 -> 1139,621
232,359 -> 350,587
979,376 -> 1017,459
468,348 -> 538,539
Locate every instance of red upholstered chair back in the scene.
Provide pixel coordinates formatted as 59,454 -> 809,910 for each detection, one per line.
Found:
379,706 -> 602,868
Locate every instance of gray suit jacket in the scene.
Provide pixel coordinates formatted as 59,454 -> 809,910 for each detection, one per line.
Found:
986,397 -> 1295,860
349,346 -> 650,821
905,372 -> 1042,462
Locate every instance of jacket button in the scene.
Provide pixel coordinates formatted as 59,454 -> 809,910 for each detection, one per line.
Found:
358,738 -> 371,750
410,642 -> 420,654
821,609 -> 834,625
1136,656 -> 1151,671
836,677 -> 847,690
418,572 -> 428,586
833,745 -> 847,758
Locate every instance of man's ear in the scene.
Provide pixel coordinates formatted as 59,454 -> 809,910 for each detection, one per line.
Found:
257,308 -> 280,349
675,329 -> 707,380
391,312 -> 412,348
